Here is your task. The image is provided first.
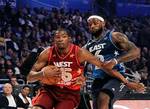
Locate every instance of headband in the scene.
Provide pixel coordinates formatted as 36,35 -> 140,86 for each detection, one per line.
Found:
87,15 -> 104,22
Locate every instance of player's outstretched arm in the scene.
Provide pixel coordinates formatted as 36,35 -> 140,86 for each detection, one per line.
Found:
111,32 -> 146,92
112,32 -> 140,63
78,48 -> 128,84
78,48 -> 146,93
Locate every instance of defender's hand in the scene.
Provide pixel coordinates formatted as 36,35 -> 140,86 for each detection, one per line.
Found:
41,65 -> 61,77
125,82 -> 146,93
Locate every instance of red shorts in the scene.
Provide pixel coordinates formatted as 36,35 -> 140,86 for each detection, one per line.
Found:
32,85 -> 80,109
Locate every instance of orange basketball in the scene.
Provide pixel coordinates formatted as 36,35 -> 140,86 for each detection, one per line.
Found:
40,65 -> 61,85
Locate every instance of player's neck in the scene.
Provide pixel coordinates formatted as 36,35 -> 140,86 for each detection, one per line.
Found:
57,44 -> 71,55
93,30 -> 105,40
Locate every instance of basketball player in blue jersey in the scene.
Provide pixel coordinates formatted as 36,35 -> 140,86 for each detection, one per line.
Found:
85,15 -> 145,109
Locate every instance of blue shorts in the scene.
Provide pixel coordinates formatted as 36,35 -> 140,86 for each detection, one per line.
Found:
92,77 -> 129,109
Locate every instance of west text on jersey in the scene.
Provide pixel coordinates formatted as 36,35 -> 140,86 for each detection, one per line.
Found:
53,62 -> 73,67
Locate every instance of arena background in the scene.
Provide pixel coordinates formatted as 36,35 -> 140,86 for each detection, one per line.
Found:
0,0 -> 150,109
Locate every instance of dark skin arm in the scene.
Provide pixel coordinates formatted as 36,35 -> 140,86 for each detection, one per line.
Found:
102,32 -> 140,70
27,48 -> 61,83
112,32 -> 140,63
102,32 -> 145,92
77,48 -> 145,92
27,48 -> 49,82
78,48 -> 128,84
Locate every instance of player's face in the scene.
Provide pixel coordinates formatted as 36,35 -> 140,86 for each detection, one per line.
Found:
54,30 -> 70,49
88,18 -> 105,33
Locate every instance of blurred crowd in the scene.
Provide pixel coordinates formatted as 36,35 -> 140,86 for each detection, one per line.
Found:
0,4 -> 150,108
122,0 -> 150,4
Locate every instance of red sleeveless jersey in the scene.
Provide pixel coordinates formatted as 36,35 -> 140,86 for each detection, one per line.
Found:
48,44 -> 84,90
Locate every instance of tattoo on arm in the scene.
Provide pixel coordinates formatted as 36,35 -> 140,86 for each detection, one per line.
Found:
113,32 -> 140,63
27,61 -> 47,82
27,49 -> 48,82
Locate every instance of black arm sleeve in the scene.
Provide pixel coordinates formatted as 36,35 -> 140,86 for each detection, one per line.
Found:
20,47 -> 44,76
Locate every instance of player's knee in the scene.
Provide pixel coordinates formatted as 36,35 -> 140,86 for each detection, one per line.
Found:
32,106 -> 44,109
98,91 -> 110,103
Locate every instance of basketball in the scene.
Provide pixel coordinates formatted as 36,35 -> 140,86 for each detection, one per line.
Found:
40,65 -> 61,85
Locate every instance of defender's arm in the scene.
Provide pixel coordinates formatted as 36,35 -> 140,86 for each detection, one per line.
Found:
112,32 -> 140,63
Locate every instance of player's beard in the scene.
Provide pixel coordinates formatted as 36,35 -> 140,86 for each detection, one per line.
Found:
91,28 -> 103,39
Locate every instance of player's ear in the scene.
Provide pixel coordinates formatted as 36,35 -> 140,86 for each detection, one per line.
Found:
69,37 -> 72,42
102,21 -> 105,27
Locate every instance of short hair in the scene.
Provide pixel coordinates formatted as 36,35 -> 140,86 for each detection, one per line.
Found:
22,85 -> 31,89
11,74 -> 17,79
54,28 -> 71,37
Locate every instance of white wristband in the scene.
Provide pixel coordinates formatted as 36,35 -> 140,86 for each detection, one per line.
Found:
113,58 -> 118,64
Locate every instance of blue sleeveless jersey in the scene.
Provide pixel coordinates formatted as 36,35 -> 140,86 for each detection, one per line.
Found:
85,31 -> 125,79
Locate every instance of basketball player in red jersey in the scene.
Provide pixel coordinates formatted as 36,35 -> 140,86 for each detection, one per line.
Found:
27,28 -> 145,109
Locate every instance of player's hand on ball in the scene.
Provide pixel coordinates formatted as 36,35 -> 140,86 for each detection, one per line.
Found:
41,65 -> 61,77
40,65 -> 62,85
125,82 -> 146,93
